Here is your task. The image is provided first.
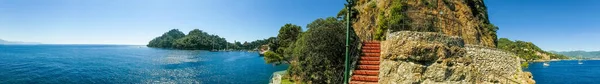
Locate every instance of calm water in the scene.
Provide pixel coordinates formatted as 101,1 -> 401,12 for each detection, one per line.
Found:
526,60 -> 600,84
0,45 -> 287,84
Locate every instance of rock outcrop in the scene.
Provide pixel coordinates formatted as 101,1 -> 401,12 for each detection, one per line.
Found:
352,0 -> 497,47
379,31 -> 534,84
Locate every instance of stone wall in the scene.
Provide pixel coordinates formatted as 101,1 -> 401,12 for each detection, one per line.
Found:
379,31 -> 534,84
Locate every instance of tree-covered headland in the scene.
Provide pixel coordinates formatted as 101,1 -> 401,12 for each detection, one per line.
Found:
147,29 -> 275,50
497,38 -> 569,61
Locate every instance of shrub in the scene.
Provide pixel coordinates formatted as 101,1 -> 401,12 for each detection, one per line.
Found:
264,51 -> 287,64
375,1 -> 405,40
521,62 -> 529,68
288,17 -> 360,84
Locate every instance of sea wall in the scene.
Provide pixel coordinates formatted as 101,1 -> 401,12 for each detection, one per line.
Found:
379,31 -> 534,84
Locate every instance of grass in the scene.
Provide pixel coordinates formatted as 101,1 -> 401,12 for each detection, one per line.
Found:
521,62 -> 529,67
281,77 -> 294,84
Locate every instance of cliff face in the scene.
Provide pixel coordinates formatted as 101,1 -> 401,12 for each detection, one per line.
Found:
353,0 -> 497,47
379,31 -> 534,84
350,0 -> 534,83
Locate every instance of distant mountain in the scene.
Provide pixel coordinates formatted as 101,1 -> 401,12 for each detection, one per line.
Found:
0,39 -> 41,45
550,51 -> 600,59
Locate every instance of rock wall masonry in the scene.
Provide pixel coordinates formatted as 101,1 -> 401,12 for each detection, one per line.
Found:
379,31 -> 534,84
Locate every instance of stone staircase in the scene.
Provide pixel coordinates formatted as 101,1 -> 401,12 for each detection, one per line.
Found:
350,41 -> 380,84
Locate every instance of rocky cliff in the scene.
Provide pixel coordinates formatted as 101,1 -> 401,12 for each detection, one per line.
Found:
352,0 -> 497,47
379,31 -> 534,84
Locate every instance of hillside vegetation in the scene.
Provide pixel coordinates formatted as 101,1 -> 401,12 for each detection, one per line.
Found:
263,24 -> 302,65
497,38 -> 569,61
147,29 -> 275,50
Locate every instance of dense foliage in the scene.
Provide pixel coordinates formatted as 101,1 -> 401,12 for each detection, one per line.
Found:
148,29 -> 275,50
483,23 -> 499,46
171,29 -> 229,50
287,17 -> 360,84
375,1 -> 405,40
264,51 -> 286,64
263,24 -> 302,64
275,24 -> 302,53
244,37 -> 277,50
147,29 -> 186,48
497,38 -> 569,61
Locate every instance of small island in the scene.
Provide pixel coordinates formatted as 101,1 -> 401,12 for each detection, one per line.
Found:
147,29 -> 275,51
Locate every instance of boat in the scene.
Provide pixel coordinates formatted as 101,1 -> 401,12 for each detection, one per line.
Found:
578,55 -> 584,64
259,50 -> 266,56
543,62 -> 550,66
210,49 -> 218,52
258,45 -> 269,56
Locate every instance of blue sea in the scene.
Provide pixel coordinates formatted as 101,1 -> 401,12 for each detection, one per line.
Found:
0,45 -> 288,84
526,60 -> 600,84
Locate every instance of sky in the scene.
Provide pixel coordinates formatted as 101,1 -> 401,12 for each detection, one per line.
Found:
0,0 -> 598,51
0,0 -> 345,45
485,0 -> 600,51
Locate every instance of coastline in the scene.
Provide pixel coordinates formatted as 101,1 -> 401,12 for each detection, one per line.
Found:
530,59 -> 600,62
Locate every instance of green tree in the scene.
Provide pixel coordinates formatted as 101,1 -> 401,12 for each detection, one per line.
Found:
484,23 -> 499,46
149,29 -> 275,50
147,29 -> 186,48
173,29 -> 207,50
375,1 -> 407,40
264,51 -> 289,64
264,24 -> 302,65
288,17 -> 360,84
276,24 -> 302,50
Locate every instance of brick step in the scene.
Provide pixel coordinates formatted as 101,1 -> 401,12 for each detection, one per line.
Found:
361,53 -> 380,57
351,75 -> 378,82
359,60 -> 380,65
350,81 -> 378,84
351,41 -> 381,84
360,57 -> 379,61
362,47 -> 380,50
353,70 -> 379,76
363,41 -> 380,44
357,65 -> 379,70
361,50 -> 380,53
363,44 -> 380,47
